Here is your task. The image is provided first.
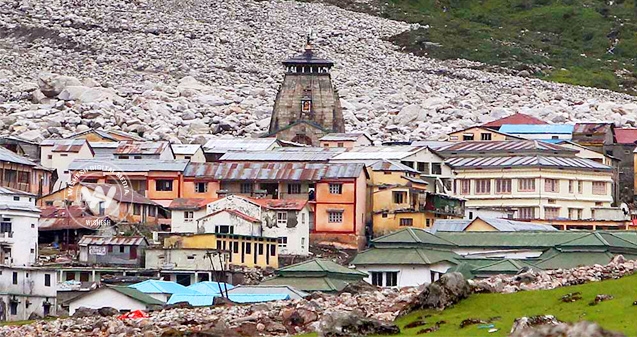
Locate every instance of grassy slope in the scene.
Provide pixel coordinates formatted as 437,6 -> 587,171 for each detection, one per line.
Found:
305,0 -> 637,93
299,273 -> 637,336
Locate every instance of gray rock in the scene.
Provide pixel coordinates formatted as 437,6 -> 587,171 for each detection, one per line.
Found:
399,272 -> 471,314
318,310 -> 400,337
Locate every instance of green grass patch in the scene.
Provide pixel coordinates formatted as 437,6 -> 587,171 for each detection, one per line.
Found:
298,273 -> 637,336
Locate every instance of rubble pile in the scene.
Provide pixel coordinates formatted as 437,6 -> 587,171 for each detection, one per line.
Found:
472,255 -> 637,294
510,319 -> 626,337
1,0 -> 637,143
0,287 -> 419,337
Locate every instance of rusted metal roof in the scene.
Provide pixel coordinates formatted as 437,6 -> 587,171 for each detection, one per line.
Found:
445,155 -> 611,170
573,123 -> 613,135
436,140 -> 576,155
0,146 -> 37,166
69,159 -> 189,172
64,128 -> 145,141
79,183 -> 158,206
369,159 -> 419,173
319,133 -> 373,142
169,198 -> 216,210
183,162 -> 365,181
115,141 -> 170,155
220,149 -> 342,162
45,139 -> 87,153
250,198 -> 308,210
39,207 -> 110,231
171,144 -> 202,155
203,138 -> 279,153
482,113 -> 548,127
0,186 -> 35,196
78,236 -> 148,246
615,129 -> 637,144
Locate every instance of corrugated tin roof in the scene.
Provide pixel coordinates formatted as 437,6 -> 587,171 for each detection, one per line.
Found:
434,231 -> 607,248
372,228 -> 457,247
78,236 -> 148,246
167,294 -> 215,306
108,286 -> 165,305
46,139 -> 88,153
228,293 -> 290,303
203,138 -> 279,153
0,146 -> 37,166
187,282 -> 234,295
499,124 -> 574,135
615,129 -> 637,144
220,150 -> 339,162
368,159 -> 419,173
0,186 -> 35,196
89,142 -> 120,149
39,215 -> 111,231
445,155 -> 611,170
332,146 -> 427,160
482,113 -> 548,127
183,162 -> 365,180
534,249 -> 615,269
471,259 -> 541,275
573,123 -> 613,134
276,259 -> 367,277
171,144 -> 202,155
351,247 -> 459,266
319,133 -> 372,142
129,280 -> 201,295
169,198 -> 215,210
200,208 -> 261,223
259,276 -> 353,292
436,140 -> 576,154
64,129 -> 145,141
410,140 -> 452,149
69,159 -> 189,172
431,217 -> 558,233
79,183 -> 158,206
115,141 -> 170,155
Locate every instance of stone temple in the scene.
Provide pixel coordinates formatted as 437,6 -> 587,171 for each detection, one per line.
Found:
265,37 -> 344,145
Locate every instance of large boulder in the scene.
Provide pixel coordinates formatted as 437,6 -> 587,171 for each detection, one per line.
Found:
72,306 -> 99,318
37,73 -> 82,98
58,86 -> 124,104
98,307 -> 120,317
317,310 -> 400,337
399,272 -> 471,315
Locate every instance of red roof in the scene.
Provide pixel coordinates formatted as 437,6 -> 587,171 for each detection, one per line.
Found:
168,198 -> 216,210
614,129 -> 637,144
482,113 -> 548,128
203,208 -> 261,223
249,198 -> 308,211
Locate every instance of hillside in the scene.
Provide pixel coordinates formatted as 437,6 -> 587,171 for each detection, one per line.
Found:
306,0 -> 637,93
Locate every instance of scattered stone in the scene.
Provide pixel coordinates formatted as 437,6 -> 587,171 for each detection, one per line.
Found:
400,272 -> 471,315
510,315 -> 561,334
510,321 -> 626,337
98,307 -> 120,317
560,292 -> 582,303
590,294 -> 614,306
459,318 -> 486,328
404,320 -> 427,329
71,306 -> 98,318
317,310 -> 401,337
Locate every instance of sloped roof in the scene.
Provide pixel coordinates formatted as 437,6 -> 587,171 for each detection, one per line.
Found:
183,162 -> 365,180
115,141 -> 170,155
129,280 -> 201,295
445,155 -> 611,171
368,159 -> 420,173
319,133 -> 373,142
260,276 -> 353,292
40,139 -> 89,153
534,249 -> 615,269
471,259 -> 541,275
78,236 -> 148,246
169,198 -> 215,210
372,228 -> 458,248
69,159 -> 189,172
276,259 -> 367,277
498,124 -> 574,135
167,294 -> 216,306
615,129 -> 637,144
108,286 -> 165,305
203,138 -> 279,153
436,140 -> 576,155
220,150 -> 339,162
187,282 -> 234,295
0,146 -> 37,166
171,144 -> 202,155
250,198 -> 308,211
482,113 -> 548,127
436,231 -> 588,248
573,123 -> 613,134
351,248 -> 459,266
431,217 -> 558,233
79,183 -> 158,206
199,208 -> 261,223
64,128 -> 145,141
332,146 -> 429,160
0,186 -> 35,197
226,285 -> 308,299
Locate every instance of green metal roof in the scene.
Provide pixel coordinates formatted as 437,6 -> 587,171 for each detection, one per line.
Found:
471,259 -> 541,275
372,228 -> 457,248
351,248 -> 460,266
109,286 -> 165,306
260,276 -> 355,292
533,250 -> 614,270
276,259 -> 367,277
436,231 -> 591,248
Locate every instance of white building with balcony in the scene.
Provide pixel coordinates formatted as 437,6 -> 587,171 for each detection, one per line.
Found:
0,187 -> 39,266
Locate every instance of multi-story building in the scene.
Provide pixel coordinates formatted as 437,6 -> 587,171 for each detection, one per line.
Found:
202,138 -> 280,162
0,187 -> 40,266
0,147 -> 54,197
170,144 -> 206,163
0,266 -> 57,321
40,139 -> 94,189
447,126 -> 521,142
439,140 -> 618,223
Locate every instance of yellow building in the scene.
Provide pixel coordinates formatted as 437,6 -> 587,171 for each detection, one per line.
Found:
368,160 -> 464,237
447,126 -> 521,142
163,233 -> 278,269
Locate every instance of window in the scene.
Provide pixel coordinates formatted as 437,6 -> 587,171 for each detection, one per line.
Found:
475,179 -> 490,194
10,302 -> 17,316
184,156 -> 191,160
569,208 -> 583,220
149,206 -> 156,217
13,196 -> 19,201
119,246 -> 125,253
214,225 -> 234,234
31,224 -> 35,228
426,219 -> 431,227
495,179 -> 511,194
578,181 -> 583,194
337,142 -> 344,147
329,183 -> 342,194
518,178 -> 535,192
382,213 -> 388,218
393,191 -> 407,204
12,272 -> 17,284
480,133 -> 492,141
119,155 -> 129,159
60,153 -> 68,157
568,180 -> 574,193
47,155 -> 52,159
277,237 -> 288,248
328,211 -> 343,223
463,134 -> 474,141
195,182 -> 207,193
156,180 -> 173,191
44,274 -> 51,287
277,212 -> 287,225
98,201 -> 105,216
431,163 -> 442,175
401,161 -> 414,169
301,238 -> 305,249
518,207 -> 535,219
371,272 -> 383,286
245,242 -> 252,254
386,272 -> 398,287
184,211 -> 194,222
233,242 -> 239,254
240,183 -> 253,194
288,183 -> 301,195
545,207 -> 560,219
400,218 -> 413,226
417,162 -> 429,173
544,179 -> 559,193
1,221 -> 12,234
592,181 -> 606,195
301,212 -> 305,224
459,180 -> 470,194
45,201 -> 53,206
133,204 -> 141,215
258,243 -> 264,255
270,244 -> 276,256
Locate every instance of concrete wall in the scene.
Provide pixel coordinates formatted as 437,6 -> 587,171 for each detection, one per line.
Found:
69,287 -> 149,315
262,208 -> 310,255
0,267 -> 57,321
0,194 -> 39,266
145,248 -> 225,271
448,127 -> 511,142
356,262 -> 453,288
